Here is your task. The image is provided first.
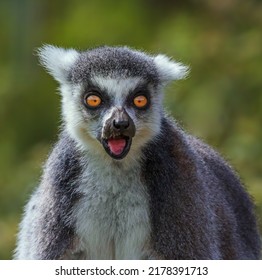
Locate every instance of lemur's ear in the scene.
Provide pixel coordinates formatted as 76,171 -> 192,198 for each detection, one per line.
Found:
154,54 -> 189,84
37,45 -> 79,83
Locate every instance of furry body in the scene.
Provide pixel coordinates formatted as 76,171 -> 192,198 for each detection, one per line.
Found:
14,46 -> 261,259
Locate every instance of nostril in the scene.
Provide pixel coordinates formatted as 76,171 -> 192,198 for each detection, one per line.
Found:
113,120 -> 129,130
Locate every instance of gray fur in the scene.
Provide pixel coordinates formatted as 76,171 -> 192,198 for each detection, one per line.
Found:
70,46 -> 159,83
14,45 -> 261,259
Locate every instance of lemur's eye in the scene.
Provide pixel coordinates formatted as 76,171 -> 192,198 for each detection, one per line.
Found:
85,94 -> 102,108
133,95 -> 148,108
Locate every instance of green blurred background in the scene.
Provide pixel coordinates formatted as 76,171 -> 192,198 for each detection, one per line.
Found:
0,0 -> 261,259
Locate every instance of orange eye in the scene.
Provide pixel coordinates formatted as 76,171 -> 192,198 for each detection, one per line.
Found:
85,95 -> 102,108
133,95 -> 148,108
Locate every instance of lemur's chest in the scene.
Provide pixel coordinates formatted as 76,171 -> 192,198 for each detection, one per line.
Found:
72,163 -> 151,259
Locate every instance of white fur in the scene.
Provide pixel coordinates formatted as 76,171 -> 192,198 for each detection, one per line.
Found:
154,54 -> 189,82
38,45 -> 79,83
72,155 -> 152,259
14,194 -> 38,259
91,76 -> 142,103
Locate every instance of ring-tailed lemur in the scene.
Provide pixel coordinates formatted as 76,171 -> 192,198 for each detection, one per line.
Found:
14,45 -> 261,259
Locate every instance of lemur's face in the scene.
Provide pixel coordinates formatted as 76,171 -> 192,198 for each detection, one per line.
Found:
38,45 -> 188,161
64,76 -> 162,160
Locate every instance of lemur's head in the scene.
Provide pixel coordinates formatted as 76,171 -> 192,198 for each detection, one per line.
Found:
38,45 -> 188,161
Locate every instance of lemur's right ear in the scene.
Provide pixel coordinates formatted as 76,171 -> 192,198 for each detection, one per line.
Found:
37,45 -> 79,84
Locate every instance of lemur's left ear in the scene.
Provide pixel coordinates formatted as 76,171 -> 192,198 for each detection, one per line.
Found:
37,45 -> 79,84
153,54 -> 189,83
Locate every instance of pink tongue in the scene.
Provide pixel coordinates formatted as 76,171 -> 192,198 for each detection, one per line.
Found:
108,138 -> 126,155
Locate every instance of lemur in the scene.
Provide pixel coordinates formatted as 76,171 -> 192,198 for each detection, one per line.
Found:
14,45 -> 261,259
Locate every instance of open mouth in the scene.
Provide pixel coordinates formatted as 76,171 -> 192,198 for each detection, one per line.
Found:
102,136 -> 132,160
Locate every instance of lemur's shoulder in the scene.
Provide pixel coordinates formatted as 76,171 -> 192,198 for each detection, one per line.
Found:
14,132 -> 83,259
43,132 -> 83,182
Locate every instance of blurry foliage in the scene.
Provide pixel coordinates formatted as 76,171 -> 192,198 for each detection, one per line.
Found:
0,0 -> 261,259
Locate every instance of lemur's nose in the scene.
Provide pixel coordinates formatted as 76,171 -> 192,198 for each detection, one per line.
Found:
113,120 -> 129,132
103,108 -> 136,138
